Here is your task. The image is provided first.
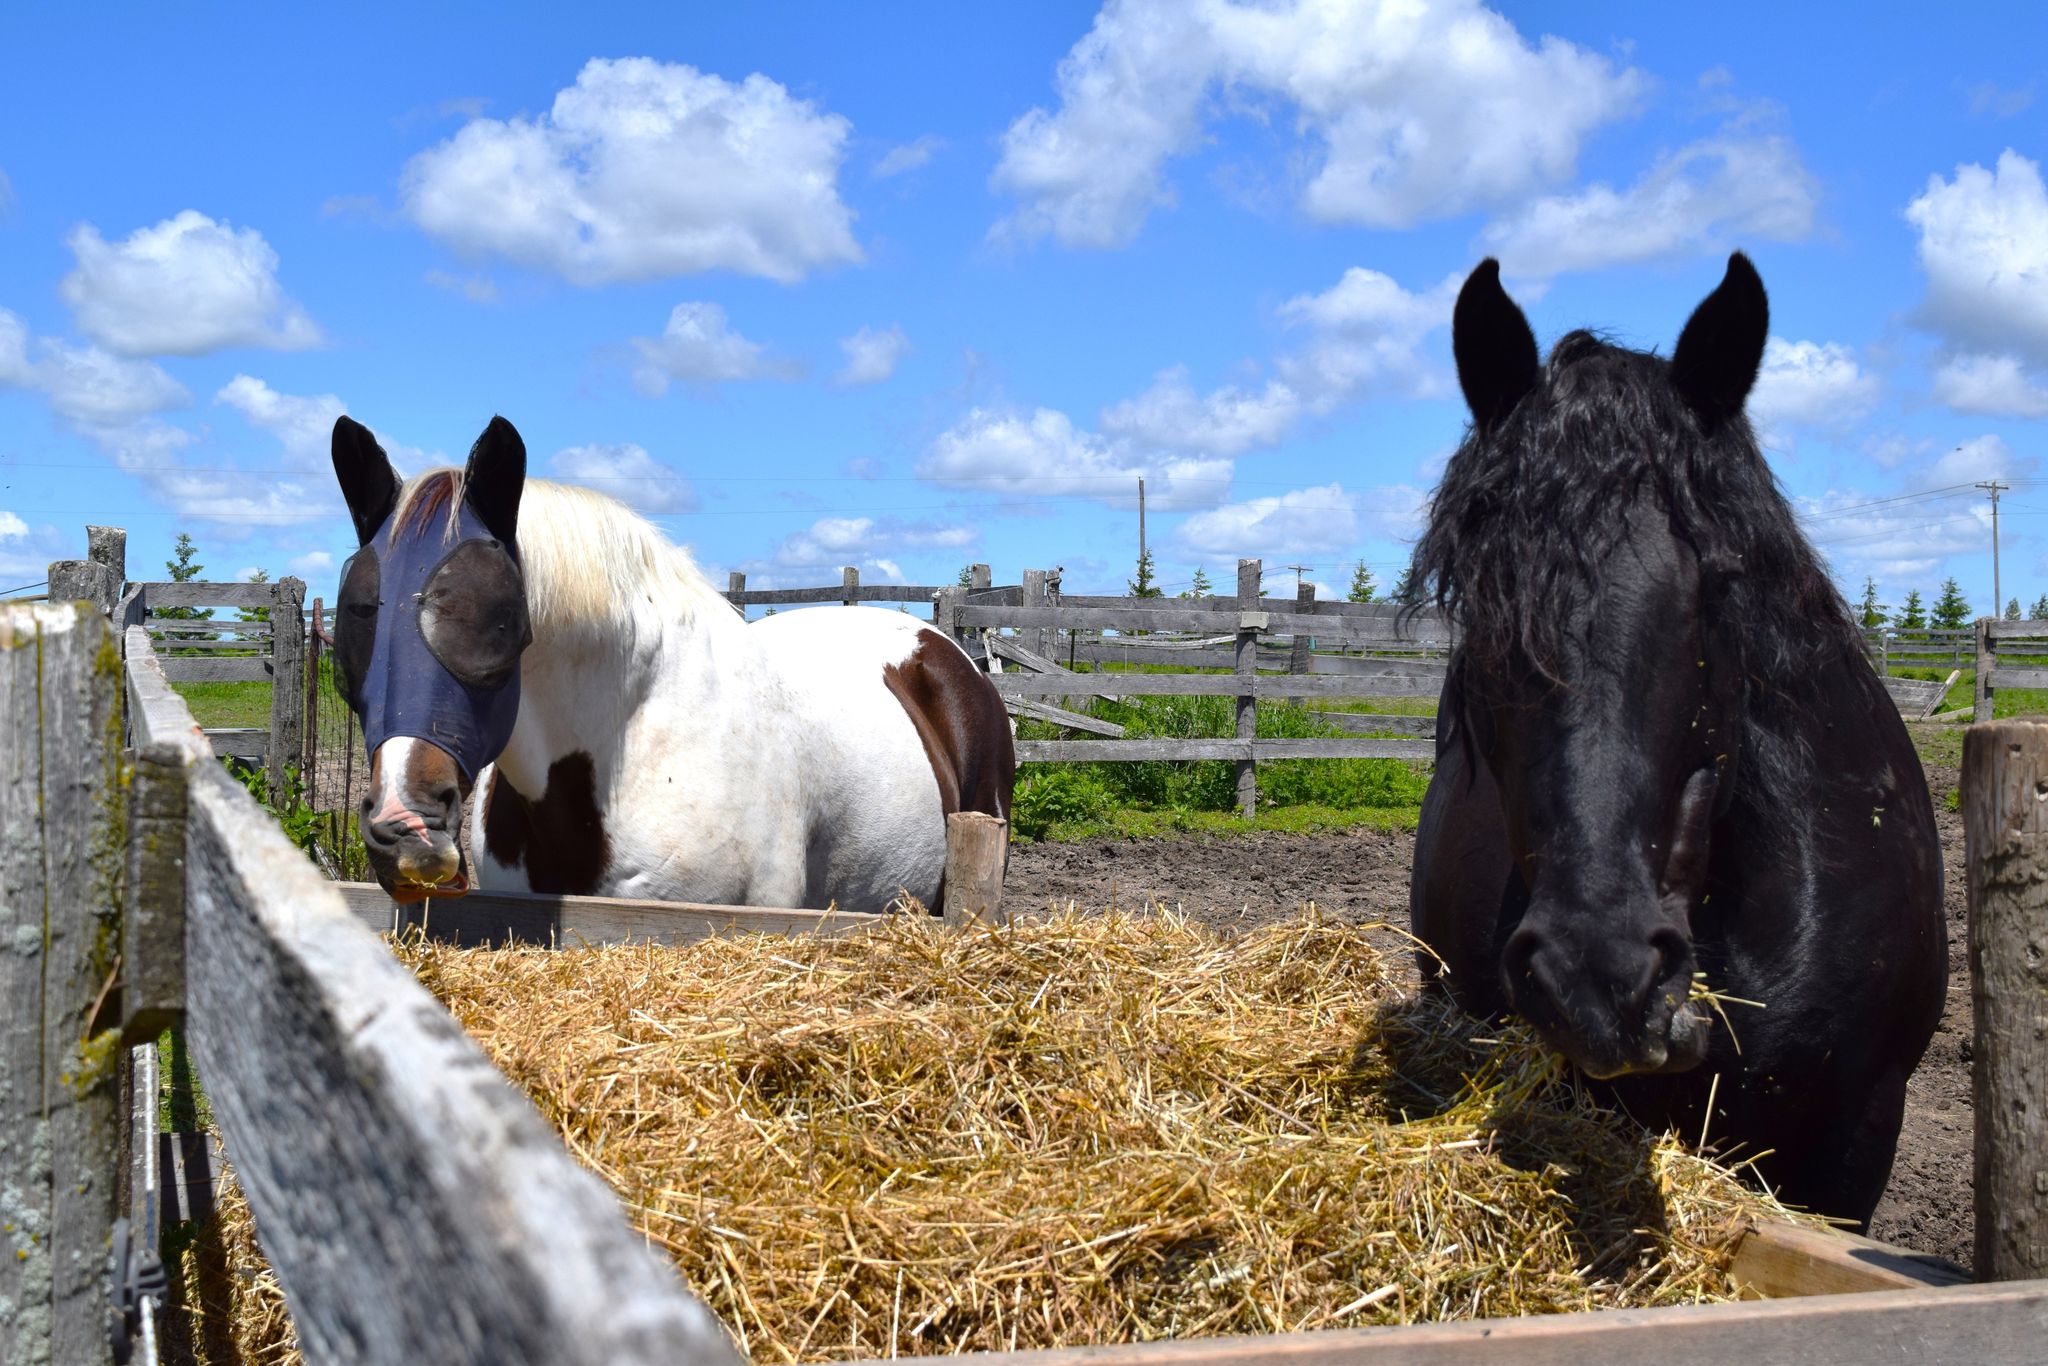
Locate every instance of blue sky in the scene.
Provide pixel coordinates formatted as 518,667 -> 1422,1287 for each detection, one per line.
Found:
1,2 -> 2044,617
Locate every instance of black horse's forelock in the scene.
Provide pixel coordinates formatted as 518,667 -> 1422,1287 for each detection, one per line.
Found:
1412,331 -> 1867,796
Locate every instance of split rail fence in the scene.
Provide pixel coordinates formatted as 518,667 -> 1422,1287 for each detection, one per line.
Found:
11,586 -> 2048,1363
1974,617 -> 2048,722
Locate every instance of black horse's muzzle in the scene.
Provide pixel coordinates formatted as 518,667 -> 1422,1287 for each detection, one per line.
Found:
1502,903 -> 1710,1079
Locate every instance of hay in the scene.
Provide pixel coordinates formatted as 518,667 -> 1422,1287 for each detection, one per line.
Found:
366,906 -> 1805,1361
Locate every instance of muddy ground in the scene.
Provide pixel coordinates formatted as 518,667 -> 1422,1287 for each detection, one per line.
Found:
1003,760 -> 1976,1270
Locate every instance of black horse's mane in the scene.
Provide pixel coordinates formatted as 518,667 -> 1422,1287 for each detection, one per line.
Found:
1412,331 -> 1867,794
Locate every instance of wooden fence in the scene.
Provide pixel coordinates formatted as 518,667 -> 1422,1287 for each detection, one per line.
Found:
1974,618 -> 2048,722
12,589 -> 2048,1362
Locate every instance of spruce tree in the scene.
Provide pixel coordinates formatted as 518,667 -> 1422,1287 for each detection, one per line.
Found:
1894,589 -> 1927,632
1347,558 -> 1378,603
1930,577 -> 1971,631
1128,547 -> 1163,598
153,533 -> 212,623
2032,593 -> 2048,621
1390,562 -> 1418,605
2008,597 -> 2023,621
1855,576 -> 1885,630
1178,566 -> 1213,599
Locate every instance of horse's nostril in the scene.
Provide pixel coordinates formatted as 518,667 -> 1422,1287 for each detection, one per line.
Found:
437,786 -> 460,811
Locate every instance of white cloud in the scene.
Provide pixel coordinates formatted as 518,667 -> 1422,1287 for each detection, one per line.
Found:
1906,150 -> 2048,365
773,514 -> 976,572
1968,82 -> 2034,119
991,0 -> 1644,248
401,57 -> 862,285
1800,487 -> 1994,587
1747,337 -> 1880,437
0,308 -> 29,385
1931,433 -> 2030,485
1481,132 -> 1817,277
550,442 -> 698,513
424,268 -> 500,303
0,511 -> 27,539
289,550 -> 335,576
919,407 -> 1232,511
0,168 -> 14,218
1101,369 -> 1302,458
215,374 -> 344,468
874,136 -> 943,178
835,325 -> 911,384
630,302 -> 798,395
1932,353 -> 2048,419
34,340 -> 189,425
60,211 -> 322,356
1174,483 -> 1360,559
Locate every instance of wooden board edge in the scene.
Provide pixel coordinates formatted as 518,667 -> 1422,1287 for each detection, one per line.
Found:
1727,1219 -> 1972,1298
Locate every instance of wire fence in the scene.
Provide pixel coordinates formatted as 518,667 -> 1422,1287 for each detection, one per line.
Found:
303,603 -> 370,880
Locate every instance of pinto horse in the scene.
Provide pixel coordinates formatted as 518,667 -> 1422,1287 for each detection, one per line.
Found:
1408,255 -> 1944,1228
329,414 -> 1014,912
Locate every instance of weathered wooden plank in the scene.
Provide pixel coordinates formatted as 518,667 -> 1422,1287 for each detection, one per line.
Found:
48,557 -> 121,615
1053,593 -> 1438,623
1727,1219 -> 1969,1298
269,577 -> 305,795
1880,675 -> 1950,716
0,602 -> 125,1366
727,584 -> 942,605
204,728 -> 268,759
133,581 -> 279,609
991,673 -> 1443,701
940,812 -> 1008,928
129,637 -> 273,651
1987,618 -> 2048,639
1966,721 -> 2048,1282
122,744 -> 188,1044
332,881 -> 877,947
156,656 -> 272,684
1987,666 -> 2048,690
1071,642 -> 1240,669
1007,698 -> 1127,736
962,605 -> 1452,644
843,1280 -> 2048,1366
1016,738 -> 1435,762
123,670 -> 743,1363
987,634 -> 1083,676
1305,711 -> 1438,736
123,628 -> 213,762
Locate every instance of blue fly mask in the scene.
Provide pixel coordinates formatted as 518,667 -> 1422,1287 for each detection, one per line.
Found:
331,415 -> 531,783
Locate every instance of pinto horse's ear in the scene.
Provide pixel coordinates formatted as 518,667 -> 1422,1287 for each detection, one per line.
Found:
463,415 -> 526,544
1672,252 -> 1769,427
332,415 -> 401,544
1453,259 -> 1540,431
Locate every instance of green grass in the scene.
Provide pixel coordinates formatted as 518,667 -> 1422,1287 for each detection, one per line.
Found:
1013,693 -> 1432,842
172,679 -> 271,728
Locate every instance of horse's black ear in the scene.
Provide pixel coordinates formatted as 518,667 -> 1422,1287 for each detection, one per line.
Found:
463,415 -> 526,544
1453,259 -> 1540,430
332,415 -> 401,545
1671,252 -> 1769,426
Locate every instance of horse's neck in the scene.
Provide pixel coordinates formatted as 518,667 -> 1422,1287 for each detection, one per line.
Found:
495,601 -> 745,800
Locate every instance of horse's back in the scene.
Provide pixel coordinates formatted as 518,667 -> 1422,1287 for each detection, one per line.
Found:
749,607 -> 1014,910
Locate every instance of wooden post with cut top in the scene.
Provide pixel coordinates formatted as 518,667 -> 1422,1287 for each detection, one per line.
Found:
0,601 -> 125,1366
1965,719 -> 2048,1282
969,564 -> 992,594
842,565 -> 860,605
1236,558 -> 1261,820
269,575 -> 307,804
940,811 -> 1008,927
1288,579 -> 1314,684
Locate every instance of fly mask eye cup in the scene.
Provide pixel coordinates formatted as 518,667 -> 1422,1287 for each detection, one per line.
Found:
335,502 -> 532,780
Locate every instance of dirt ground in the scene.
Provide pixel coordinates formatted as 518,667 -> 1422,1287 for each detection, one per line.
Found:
1003,759 -> 1976,1270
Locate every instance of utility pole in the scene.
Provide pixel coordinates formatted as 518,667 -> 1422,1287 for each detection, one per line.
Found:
1285,564 -> 1313,591
1137,477 -> 1146,572
1980,479 -> 2009,617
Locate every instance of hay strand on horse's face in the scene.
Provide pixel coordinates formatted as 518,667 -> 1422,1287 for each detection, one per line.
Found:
205,911 -> 1824,1361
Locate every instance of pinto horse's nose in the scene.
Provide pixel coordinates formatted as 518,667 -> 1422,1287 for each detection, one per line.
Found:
360,738 -> 469,897
1502,916 -> 1697,1078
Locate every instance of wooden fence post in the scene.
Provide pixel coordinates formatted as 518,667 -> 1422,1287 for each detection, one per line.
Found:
1236,559 -> 1261,820
969,564 -> 992,593
1023,568 -> 1049,659
842,565 -> 859,605
940,812 -> 1009,927
269,576 -> 306,802
1289,579 -> 1314,684
935,586 -> 965,646
1964,720 -> 2048,1281
305,596 -> 323,774
1976,617 -> 1995,725
0,602 -> 125,1366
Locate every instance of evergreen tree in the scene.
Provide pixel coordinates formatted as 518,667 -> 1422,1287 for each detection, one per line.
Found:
1894,589 -> 1927,632
2008,597 -> 2023,621
1389,562 -> 1418,605
1855,576 -> 1885,630
955,564 -> 975,589
1177,566 -> 1213,599
1930,577 -> 1971,631
236,568 -> 272,625
1347,558 -> 1378,604
2032,593 -> 2048,621
152,533 -> 212,623
1128,547 -> 1163,598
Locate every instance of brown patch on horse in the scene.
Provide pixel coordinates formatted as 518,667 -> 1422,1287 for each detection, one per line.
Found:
882,629 -> 1016,823
393,469 -> 463,541
481,752 -> 611,894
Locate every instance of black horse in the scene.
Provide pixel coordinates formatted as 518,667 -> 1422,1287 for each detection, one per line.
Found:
1408,254 -> 1945,1229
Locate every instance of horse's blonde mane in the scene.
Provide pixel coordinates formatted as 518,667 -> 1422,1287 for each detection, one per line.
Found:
394,471 -> 730,641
